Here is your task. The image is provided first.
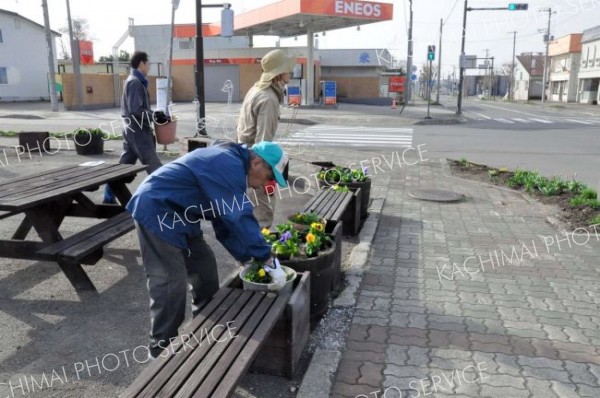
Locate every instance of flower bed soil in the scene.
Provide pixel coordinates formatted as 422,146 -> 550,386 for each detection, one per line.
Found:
448,159 -> 599,229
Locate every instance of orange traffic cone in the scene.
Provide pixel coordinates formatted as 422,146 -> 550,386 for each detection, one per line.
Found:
391,98 -> 397,109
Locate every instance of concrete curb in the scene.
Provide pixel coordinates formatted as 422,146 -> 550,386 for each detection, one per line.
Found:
413,117 -> 464,125
297,197 -> 385,398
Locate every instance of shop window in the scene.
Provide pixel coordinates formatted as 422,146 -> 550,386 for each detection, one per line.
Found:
178,38 -> 194,50
0,67 -> 8,84
0,29 -> 3,43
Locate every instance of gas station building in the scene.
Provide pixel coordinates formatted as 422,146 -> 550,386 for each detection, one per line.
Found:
131,0 -> 397,105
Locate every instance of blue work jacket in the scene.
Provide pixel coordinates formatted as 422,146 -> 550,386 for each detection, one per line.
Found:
126,143 -> 271,262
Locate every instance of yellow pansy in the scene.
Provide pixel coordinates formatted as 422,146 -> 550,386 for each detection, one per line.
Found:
306,233 -> 316,244
311,222 -> 324,232
258,269 -> 266,278
261,227 -> 271,236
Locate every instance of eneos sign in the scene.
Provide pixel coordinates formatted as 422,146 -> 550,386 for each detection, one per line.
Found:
301,0 -> 393,20
334,0 -> 381,17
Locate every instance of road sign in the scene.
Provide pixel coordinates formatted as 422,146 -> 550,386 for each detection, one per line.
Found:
411,74 -> 417,81
460,54 -> 477,69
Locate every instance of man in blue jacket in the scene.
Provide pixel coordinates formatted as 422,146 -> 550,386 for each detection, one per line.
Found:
127,141 -> 288,358
104,51 -> 162,204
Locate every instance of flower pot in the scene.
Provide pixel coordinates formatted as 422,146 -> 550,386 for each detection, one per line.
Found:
280,239 -> 336,322
239,266 -> 296,295
73,132 -> 104,155
340,179 -> 371,219
155,119 -> 177,145
286,215 -> 327,232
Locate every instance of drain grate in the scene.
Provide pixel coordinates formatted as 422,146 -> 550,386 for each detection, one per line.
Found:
408,189 -> 464,202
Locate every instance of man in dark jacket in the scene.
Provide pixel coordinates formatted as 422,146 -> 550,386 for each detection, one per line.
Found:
104,51 -> 162,204
127,141 -> 288,358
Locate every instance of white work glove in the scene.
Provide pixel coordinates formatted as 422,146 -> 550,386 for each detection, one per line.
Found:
264,258 -> 286,291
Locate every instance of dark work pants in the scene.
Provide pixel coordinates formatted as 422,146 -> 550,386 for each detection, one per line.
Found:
135,222 -> 219,358
103,129 -> 163,203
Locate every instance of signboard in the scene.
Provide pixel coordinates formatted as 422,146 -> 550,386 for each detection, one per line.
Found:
301,0 -> 394,20
323,80 -> 337,104
287,85 -> 302,105
79,40 -> 94,65
460,54 -> 477,69
389,76 -> 406,93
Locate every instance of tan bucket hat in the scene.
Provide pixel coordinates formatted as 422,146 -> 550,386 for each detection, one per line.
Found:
259,49 -> 296,83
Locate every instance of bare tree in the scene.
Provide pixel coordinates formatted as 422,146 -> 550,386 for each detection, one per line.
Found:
58,17 -> 90,58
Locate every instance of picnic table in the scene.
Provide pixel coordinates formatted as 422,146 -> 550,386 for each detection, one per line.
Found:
0,162 -> 147,292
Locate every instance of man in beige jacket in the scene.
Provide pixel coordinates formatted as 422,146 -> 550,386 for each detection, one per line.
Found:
237,49 -> 295,227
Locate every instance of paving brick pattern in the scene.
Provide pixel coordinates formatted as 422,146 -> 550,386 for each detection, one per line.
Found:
332,158 -> 600,398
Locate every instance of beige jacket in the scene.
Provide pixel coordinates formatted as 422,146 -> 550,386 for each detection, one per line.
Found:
237,84 -> 283,146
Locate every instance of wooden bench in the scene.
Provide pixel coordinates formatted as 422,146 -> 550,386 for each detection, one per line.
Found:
121,273 -> 310,397
301,187 -> 362,237
36,211 -> 134,265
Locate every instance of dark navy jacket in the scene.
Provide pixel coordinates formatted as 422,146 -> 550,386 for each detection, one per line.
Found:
126,143 -> 271,262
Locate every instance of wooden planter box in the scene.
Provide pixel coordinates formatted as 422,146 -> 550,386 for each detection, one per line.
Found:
227,272 -> 310,378
340,179 -> 371,219
18,131 -> 50,152
280,239 -> 336,322
73,133 -> 104,155
180,136 -> 211,155
326,221 -> 343,291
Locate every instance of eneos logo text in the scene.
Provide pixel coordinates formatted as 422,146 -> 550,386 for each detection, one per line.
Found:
334,0 -> 382,18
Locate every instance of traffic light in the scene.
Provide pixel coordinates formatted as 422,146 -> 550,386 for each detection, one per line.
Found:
427,45 -> 435,61
508,3 -> 528,10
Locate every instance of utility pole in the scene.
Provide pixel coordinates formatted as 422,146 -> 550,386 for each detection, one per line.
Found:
195,0 -> 208,136
540,7 -> 553,103
65,0 -> 83,110
456,0 -> 468,115
436,18 -> 443,104
483,48 -> 490,99
42,0 -> 58,112
404,0 -> 413,106
509,31 -> 517,101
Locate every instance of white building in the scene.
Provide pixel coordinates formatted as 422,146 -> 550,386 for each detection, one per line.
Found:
0,9 -> 60,101
578,25 -> 600,105
513,53 -> 545,101
548,34 -> 582,103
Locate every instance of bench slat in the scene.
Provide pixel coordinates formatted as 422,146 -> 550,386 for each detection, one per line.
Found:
322,192 -> 351,221
37,212 -> 133,262
330,193 -> 354,221
209,293 -> 290,398
175,292 -> 268,398
120,288 -> 239,398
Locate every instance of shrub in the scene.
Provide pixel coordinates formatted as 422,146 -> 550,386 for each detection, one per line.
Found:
580,188 -> 597,200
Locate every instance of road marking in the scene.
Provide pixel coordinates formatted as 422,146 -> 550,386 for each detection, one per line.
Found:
279,125 -> 414,148
565,119 -> 594,125
469,111 -> 492,119
511,118 -> 531,123
528,118 -> 553,124
494,118 -> 515,124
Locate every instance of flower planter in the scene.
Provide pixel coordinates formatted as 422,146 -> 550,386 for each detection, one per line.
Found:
18,131 -> 50,152
286,215 -> 327,232
155,119 -> 177,145
73,132 -> 104,155
341,179 -> 371,219
240,266 -> 296,295
280,239 -> 336,322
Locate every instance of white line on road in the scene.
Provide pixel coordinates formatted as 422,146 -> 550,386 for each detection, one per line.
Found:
511,118 -> 531,123
528,118 -> 553,124
494,118 -> 515,124
565,119 -> 594,125
467,111 -> 492,120
475,102 -> 548,117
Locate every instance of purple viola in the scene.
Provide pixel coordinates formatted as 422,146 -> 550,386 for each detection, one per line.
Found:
279,231 -> 292,243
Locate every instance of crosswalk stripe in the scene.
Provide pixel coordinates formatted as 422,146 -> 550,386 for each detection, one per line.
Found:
528,118 -> 553,124
494,118 -> 514,124
279,125 -> 413,148
565,119 -> 594,125
511,118 -> 531,123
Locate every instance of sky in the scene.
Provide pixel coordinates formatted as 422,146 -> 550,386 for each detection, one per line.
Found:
4,0 -> 600,77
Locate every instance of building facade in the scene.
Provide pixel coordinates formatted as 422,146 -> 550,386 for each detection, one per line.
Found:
578,25 -> 600,105
0,9 -> 60,101
513,53 -> 545,101
548,34 -> 582,103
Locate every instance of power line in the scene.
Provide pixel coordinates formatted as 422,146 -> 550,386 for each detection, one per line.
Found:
443,0 -> 461,26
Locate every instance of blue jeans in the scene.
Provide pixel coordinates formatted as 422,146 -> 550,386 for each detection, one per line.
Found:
103,129 -> 162,203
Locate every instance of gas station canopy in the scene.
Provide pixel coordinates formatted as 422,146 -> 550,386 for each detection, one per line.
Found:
233,0 -> 394,38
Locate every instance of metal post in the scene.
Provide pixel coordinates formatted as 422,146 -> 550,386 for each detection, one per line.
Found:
42,0 -> 58,112
436,18 -> 442,104
510,31 -> 516,101
195,0 -> 207,136
426,59 -> 432,118
404,0 -> 413,106
166,1 -> 177,116
306,25 -> 315,106
66,0 -> 83,110
456,0 -> 468,115
541,8 -> 552,103
491,56 -> 495,99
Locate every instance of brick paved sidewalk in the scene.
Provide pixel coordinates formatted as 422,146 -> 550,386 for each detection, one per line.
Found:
332,158 -> 600,398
